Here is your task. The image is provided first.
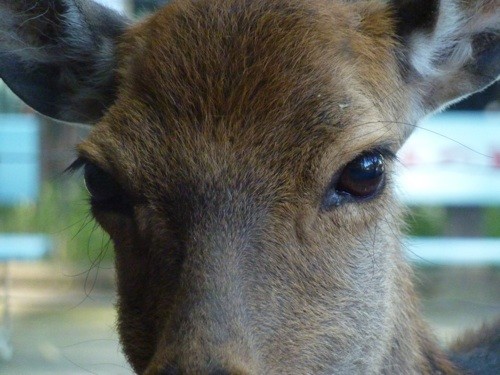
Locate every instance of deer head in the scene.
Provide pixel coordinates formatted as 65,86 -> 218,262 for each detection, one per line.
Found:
0,0 -> 498,374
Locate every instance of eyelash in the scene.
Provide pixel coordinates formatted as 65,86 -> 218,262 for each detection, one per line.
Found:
65,157 -> 89,174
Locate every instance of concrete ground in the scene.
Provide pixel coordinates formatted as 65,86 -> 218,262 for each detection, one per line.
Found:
0,263 -> 131,375
0,263 -> 498,375
2,305 -> 130,375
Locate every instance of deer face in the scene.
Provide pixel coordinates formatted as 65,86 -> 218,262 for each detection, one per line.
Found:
0,0 -> 498,374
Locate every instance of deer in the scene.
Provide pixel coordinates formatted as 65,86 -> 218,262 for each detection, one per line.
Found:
0,0 -> 499,373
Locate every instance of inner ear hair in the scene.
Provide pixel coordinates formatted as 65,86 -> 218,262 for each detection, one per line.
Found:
0,0 -> 130,124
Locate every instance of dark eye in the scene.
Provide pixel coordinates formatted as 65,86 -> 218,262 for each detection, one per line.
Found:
337,152 -> 385,197
84,162 -> 125,209
322,151 -> 386,208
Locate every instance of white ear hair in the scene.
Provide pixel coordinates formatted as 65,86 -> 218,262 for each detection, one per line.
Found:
408,0 -> 497,79
394,0 -> 499,114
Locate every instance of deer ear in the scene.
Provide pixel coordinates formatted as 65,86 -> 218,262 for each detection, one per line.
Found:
0,0 -> 129,124
392,0 -> 499,115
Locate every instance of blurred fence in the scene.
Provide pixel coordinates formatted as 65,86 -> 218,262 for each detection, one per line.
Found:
396,111 -> 500,264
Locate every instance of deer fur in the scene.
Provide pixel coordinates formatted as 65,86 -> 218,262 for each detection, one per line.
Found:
0,0 -> 498,374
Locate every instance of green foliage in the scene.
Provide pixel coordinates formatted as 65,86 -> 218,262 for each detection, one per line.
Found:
405,207 -> 447,237
0,180 -> 114,264
405,206 -> 500,237
485,207 -> 500,237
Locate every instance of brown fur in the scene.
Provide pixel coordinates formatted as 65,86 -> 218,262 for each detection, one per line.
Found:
0,0 -> 498,374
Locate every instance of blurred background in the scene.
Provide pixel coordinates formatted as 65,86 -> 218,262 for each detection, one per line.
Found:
0,0 -> 499,374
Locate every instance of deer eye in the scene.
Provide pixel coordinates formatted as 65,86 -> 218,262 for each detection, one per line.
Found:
84,163 -> 121,203
65,158 -> 134,214
322,151 -> 386,209
337,152 -> 385,197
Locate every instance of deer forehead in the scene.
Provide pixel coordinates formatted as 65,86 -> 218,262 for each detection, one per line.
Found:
79,0 -> 403,191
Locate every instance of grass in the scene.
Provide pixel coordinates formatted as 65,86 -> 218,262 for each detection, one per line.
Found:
406,206 -> 500,237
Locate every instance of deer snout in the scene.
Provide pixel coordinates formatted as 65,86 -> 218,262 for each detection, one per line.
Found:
147,363 -> 242,375
141,221 -> 263,375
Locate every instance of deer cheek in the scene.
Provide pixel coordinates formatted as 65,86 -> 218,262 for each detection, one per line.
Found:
92,209 -> 136,242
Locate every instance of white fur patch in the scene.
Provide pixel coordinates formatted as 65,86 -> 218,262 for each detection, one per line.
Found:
408,0 -> 471,78
402,0 -> 499,117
